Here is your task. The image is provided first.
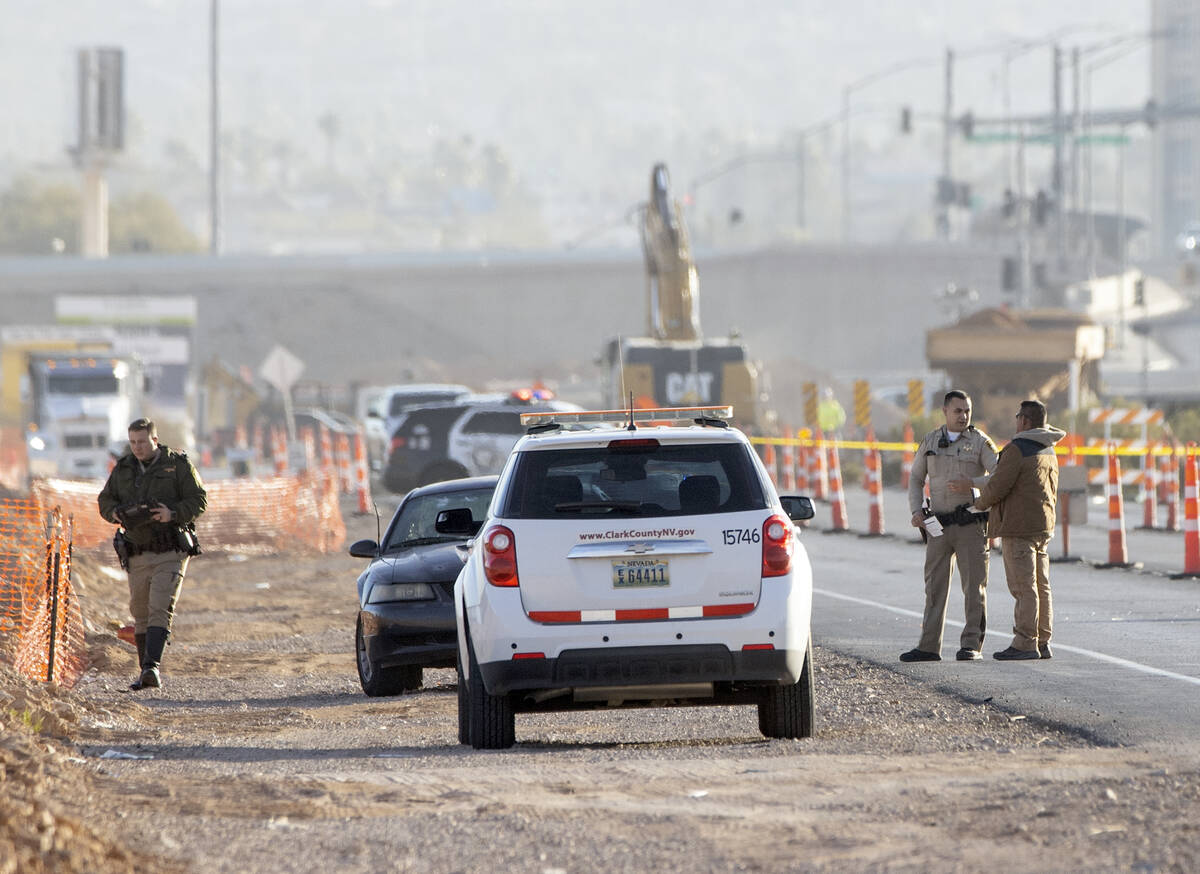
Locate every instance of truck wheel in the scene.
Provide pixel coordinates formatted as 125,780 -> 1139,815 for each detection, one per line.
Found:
466,635 -> 514,749
758,639 -> 815,739
356,618 -> 421,696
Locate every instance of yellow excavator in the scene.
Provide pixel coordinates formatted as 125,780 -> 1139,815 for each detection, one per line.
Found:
602,164 -> 771,432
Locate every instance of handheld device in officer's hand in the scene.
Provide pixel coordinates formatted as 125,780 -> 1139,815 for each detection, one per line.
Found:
116,502 -> 153,527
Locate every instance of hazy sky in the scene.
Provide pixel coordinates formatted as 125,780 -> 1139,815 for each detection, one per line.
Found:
1,1 -> 1151,159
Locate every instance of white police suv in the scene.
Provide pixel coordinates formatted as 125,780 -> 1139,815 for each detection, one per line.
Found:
451,405 -> 815,749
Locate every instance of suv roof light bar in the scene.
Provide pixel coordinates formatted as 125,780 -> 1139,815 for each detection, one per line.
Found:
521,405 -> 733,428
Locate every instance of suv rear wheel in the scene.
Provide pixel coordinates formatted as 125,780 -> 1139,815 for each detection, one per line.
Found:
758,638 -> 815,739
356,618 -> 422,696
466,635 -> 515,749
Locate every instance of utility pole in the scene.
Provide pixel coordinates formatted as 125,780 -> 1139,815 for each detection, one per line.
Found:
1052,44 -> 1066,269
209,0 -> 221,256
940,48 -> 954,239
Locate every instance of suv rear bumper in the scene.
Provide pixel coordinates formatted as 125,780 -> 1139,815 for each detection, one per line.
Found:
479,643 -> 805,696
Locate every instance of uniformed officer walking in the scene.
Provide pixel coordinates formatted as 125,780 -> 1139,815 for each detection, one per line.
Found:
901,390 -> 998,662
98,418 -> 207,690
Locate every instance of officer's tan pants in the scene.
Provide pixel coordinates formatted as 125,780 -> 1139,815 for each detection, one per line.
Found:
1000,534 -> 1052,652
128,551 -> 189,633
918,520 -> 989,654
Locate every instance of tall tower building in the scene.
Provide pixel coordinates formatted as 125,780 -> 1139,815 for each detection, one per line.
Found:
1152,0 -> 1200,255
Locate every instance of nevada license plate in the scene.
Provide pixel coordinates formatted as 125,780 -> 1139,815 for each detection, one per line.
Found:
612,559 -> 669,588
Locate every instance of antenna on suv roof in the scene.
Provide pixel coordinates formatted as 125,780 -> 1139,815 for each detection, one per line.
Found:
626,392 -> 637,431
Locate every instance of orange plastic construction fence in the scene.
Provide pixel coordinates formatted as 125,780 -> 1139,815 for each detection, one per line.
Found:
0,502 -> 87,688
32,471 -> 346,561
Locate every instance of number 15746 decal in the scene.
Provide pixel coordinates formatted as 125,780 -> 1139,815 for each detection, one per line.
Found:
722,528 -> 760,545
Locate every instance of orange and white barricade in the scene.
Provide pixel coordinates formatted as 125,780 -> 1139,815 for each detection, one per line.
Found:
827,442 -> 848,532
1099,444 -> 1132,568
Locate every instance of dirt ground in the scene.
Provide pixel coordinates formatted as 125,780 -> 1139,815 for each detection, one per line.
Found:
3,504 -> 1199,873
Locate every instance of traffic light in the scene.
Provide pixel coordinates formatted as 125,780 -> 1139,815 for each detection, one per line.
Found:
1034,189 -> 1050,226
1134,275 -> 1146,306
1001,256 -> 1017,292
906,379 -> 925,421
802,381 -> 818,428
853,379 -> 871,428
900,106 -> 912,134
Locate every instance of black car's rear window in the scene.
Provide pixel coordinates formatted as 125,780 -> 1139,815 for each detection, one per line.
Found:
383,485 -> 494,550
501,442 -> 767,519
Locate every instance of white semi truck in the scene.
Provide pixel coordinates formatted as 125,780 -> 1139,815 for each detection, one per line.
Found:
25,352 -> 144,479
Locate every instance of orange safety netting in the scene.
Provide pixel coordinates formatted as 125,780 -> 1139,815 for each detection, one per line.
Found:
31,471 -> 346,560
0,503 -> 87,688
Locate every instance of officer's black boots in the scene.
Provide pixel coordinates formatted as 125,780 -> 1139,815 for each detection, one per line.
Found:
129,632 -> 149,690
134,625 -> 169,690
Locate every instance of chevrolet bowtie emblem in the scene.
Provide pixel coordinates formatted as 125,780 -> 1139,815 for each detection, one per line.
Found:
624,542 -> 655,554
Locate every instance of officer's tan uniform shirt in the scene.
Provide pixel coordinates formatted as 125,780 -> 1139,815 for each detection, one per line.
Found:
907,427 -> 999,516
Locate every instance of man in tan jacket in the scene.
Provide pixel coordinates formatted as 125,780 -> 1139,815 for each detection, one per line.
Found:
971,400 -> 1065,661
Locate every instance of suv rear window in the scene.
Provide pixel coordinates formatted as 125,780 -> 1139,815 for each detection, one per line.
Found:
500,442 -> 767,519
459,410 -> 524,436
388,391 -> 465,417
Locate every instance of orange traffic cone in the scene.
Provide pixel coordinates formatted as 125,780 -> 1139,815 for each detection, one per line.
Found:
1166,448 -> 1181,532
1139,441 -> 1158,530
1174,444 -> 1200,579
273,425 -> 288,475
1098,444 -> 1133,569
827,442 -> 848,532
353,431 -> 372,515
862,429 -> 885,536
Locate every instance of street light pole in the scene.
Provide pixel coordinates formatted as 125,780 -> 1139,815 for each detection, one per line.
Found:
209,0 -> 220,256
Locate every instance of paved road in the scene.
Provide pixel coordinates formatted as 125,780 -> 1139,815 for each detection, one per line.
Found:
800,483 -> 1200,750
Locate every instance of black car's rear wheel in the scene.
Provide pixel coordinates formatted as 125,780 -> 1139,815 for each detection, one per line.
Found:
356,617 -> 422,697
466,635 -> 514,749
758,638 -> 815,739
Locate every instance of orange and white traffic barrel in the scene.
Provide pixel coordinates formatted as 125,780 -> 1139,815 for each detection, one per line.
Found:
763,440 -> 778,488
900,422 -> 915,490
827,441 -> 848,532
1179,444 -> 1200,578
1100,443 -> 1132,568
335,431 -> 353,494
1166,448 -> 1181,532
812,428 -> 829,501
781,427 -> 795,492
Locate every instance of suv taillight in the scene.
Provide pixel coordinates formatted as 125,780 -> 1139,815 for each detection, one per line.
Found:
389,435 -> 406,452
761,514 -> 793,577
483,525 -> 519,587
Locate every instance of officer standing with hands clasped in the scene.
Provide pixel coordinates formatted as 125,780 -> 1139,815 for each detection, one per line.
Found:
901,390 -> 998,663
99,418 -> 207,691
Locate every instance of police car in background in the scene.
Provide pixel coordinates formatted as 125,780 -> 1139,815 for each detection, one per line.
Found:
450,405 -> 816,749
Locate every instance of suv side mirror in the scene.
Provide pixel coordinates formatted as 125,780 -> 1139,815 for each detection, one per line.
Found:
779,495 -> 815,522
435,507 -> 483,536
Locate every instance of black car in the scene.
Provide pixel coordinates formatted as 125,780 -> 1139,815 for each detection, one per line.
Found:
349,476 -> 497,696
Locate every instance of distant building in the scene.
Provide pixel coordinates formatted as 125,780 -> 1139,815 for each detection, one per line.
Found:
1152,0 -> 1200,255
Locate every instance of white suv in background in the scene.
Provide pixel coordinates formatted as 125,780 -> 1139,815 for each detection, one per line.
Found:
451,406 -> 816,749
